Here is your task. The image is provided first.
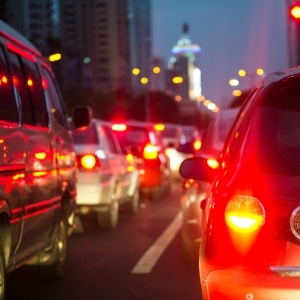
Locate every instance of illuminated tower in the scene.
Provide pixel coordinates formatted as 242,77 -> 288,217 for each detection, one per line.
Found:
166,23 -> 201,101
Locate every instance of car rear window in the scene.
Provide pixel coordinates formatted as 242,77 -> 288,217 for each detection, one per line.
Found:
248,77 -> 300,175
72,125 -> 99,145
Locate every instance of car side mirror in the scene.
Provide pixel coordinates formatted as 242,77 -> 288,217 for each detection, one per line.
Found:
71,105 -> 93,129
179,156 -> 217,182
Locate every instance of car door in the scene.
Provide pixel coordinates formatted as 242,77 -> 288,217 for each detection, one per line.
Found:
7,50 -> 58,262
101,125 -> 130,200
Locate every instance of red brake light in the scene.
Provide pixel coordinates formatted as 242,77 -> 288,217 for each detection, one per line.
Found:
143,143 -> 158,159
77,154 -> 100,169
225,195 -> 265,234
111,123 -> 127,131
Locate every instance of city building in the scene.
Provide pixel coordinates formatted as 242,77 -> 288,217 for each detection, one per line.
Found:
60,0 -> 151,94
0,0 -> 59,56
166,23 -> 202,102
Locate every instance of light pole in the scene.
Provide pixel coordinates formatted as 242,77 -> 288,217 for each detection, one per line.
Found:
140,76 -> 150,122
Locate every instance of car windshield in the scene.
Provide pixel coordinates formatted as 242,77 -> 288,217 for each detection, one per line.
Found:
72,125 -> 99,145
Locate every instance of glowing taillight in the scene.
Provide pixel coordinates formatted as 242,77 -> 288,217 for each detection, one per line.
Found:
154,123 -> 165,131
126,153 -> 134,163
111,123 -> 127,131
193,140 -> 202,151
143,143 -> 158,159
225,195 -> 265,234
207,158 -> 219,169
78,154 -> 100,170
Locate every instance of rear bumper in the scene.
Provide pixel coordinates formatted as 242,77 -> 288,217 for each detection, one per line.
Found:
138,168 -> 161,188
202,268 -> 300,300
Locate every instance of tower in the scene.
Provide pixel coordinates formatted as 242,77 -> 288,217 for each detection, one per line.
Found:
166,23 -> 201,101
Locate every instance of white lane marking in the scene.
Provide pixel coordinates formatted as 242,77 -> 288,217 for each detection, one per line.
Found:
131,211 -> 182,274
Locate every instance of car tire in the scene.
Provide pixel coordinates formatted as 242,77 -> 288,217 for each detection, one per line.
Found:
124,187 -> 139,214
97,199 -> 119,229
0,242 -> 6,300
39,217 -> 68,280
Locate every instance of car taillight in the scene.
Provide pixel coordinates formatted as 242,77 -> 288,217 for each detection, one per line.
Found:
143,143 -> 158,159
207,158 -> 219,169
193,140 -> 202,151
225,195 -> 265,234
77,154 -> 100,170
154,123 -> 165,131
111,123 -> 127,131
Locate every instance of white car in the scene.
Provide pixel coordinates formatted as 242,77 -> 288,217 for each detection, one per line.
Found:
72,119 -> 140,229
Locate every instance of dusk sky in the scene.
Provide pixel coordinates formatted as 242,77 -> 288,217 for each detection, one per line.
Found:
151,0 -> 289,108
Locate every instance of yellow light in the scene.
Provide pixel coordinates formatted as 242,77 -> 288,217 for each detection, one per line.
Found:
154,123 -> 165,131
153,67 -> 160,74
290,5 -> 300,20
49,53 -> 62,62
111,123 -> 127,131
232,90 -> 242,97
140,77 -> 148,85
143,144 -> 158,159
81,155 -> 96,169
172,76 -> 183,84
256,68 -> 264,76
238,69 -> 246,77
207,158 -> 219,169
203,100 -> 211,106
132,68 -> 140,76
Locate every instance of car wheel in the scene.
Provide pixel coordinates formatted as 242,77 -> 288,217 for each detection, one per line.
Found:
0,243 -> 6,300
123,187 -> 139,214
97,199 -> 119,229
40,217 -> 68,279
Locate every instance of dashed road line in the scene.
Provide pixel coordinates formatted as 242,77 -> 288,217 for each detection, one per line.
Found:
131,211 -> 182,274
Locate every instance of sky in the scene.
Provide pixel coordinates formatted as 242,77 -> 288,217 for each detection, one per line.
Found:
151,0 -> 289,108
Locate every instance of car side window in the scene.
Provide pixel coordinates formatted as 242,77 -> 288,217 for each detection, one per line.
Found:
103,126 -> 121,154
8,51 -> 48,127
0,45 -> 19,123
41,67 -> 68,128
220,89 -> 258,167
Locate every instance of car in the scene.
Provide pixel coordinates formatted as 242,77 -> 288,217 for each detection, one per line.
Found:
167,125 -> 203,180
179,108 -> 239,262
0,20 -> 89,298
111,121 -> 172,201
71,118 -> 140,229
180,67 -> 300,299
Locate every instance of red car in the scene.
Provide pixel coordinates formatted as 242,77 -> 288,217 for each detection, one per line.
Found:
180,67 -> 300,299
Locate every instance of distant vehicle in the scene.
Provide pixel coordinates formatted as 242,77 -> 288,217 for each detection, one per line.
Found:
179,108 -> 239,262
111,121 -> 172,201
167,125 -> 203,179
0,20 -> 90,298
72,119 -> 140,229
180,67 -> 300,299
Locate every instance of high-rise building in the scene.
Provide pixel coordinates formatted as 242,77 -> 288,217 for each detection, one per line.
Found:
0,0 -> 58,56
166,23 -> 201,102
60,0 -> 151,94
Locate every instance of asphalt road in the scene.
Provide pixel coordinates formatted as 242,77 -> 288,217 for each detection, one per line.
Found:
6,180 -> 202,300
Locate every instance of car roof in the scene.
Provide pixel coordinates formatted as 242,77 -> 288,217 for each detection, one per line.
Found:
0,19 -> 41,55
